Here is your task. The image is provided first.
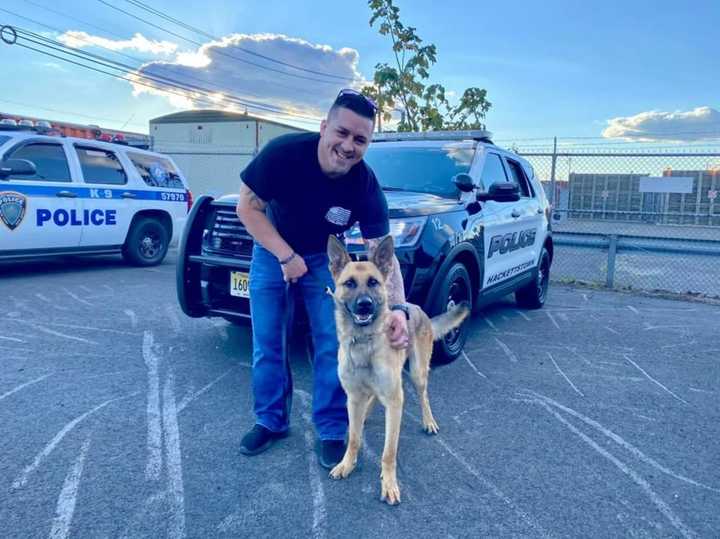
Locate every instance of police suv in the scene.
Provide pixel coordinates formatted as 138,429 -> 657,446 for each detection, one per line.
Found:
177,130 -> 552,363
0,128 -> 191,266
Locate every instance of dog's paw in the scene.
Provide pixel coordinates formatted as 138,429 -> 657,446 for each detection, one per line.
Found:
329,461 -> 355,480
422,419 -> 439,435
380,478 -> 401,505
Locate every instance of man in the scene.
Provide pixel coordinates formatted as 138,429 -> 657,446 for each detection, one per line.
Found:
236,89 -> 409,469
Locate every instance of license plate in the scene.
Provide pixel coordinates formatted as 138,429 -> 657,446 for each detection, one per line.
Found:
230,271 -> 250,298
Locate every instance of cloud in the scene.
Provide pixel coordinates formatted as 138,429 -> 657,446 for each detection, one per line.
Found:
130,33 -> 367,126
603,107 -> 720,142
58,31 -> 178,55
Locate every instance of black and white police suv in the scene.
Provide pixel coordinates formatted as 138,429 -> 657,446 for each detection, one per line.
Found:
177,130 -> 553,363
0,128 -> 191,266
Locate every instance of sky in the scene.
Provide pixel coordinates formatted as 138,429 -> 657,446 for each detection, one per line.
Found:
1,0 -> 719,146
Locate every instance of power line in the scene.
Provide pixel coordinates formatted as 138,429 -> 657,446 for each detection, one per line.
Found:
95,0 -> 349,86
0,6 -> 324,105
125,0 -> 353,82
5,24 -> 323,125
0,8 -> 318,118
7,30 -> 321,128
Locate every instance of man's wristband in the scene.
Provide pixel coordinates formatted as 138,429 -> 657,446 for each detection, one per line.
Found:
390,303 -> 410,320
278,252 -> 296,265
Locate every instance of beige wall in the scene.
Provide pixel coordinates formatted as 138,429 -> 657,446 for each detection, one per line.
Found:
151,119 -> 305,197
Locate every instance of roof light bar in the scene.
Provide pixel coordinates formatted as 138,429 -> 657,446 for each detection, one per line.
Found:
372,129 -> 493,143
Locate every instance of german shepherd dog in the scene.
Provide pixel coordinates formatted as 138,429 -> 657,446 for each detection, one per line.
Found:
326,235 -> 470,505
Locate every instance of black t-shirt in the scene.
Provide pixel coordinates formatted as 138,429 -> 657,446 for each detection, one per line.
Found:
240,132 -> 389,255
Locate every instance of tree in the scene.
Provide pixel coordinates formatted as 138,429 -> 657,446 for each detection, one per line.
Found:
363,0 -> 491,132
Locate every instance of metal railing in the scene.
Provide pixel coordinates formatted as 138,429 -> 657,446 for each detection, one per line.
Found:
514,143 -> 720,298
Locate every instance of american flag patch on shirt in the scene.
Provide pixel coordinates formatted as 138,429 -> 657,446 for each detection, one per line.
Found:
325,206 -> 352,226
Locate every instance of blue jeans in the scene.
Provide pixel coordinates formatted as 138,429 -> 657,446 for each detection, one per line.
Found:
248,244 -> 347,440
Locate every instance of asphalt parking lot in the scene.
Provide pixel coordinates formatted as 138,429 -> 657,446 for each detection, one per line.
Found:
1,251 -> 719,538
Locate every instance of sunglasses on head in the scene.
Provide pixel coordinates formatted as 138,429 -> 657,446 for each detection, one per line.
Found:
336,88 -> 378,114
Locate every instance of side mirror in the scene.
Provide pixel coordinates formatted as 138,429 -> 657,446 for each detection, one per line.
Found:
452,173 -> 475,193
476,181 -> 520,203
0,159 -> 37,180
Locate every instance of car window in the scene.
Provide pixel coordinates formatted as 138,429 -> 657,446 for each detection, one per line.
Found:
505,158 -> 534,198
363,145 -> 474,198
480,153 -> 508,187
76,146 -> 127,185
6,142 -> 71,182
129,152 -> 185,188
0,135 -> 11,148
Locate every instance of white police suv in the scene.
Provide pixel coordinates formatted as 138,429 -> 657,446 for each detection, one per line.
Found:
0,129 -> 191,266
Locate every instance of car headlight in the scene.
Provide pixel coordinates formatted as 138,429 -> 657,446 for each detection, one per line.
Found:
344,216 -> 427,248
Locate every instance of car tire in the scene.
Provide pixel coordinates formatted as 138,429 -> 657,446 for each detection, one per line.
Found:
429,262 -> 472,365
122,217 -> 169,266
515,246 -> 550,309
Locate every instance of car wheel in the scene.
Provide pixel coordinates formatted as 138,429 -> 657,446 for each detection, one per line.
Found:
515,247 -> 550,309
429,262 -> 472,365
122,217 -> 169,266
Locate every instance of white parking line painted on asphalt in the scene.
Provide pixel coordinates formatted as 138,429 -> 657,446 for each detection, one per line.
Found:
514,309 -> 531,321
295,389 -> 327,539
177,367 -> 235,414
545,311 -> 561,330
622,354 -> 689,405
461,351 -> 488,379
209,319 -> 229,341
688,387 -> 715,394
6,320 -> 99,345
62,287 -> 94,307
404,409 -> 552,538
162,373 -> 186,539
627,305 -> 640,315
143,331 -> 163,482
124,310 -> 137,329
483,317 -> 498,331
531,400 -> 697,539
522,390 -> 719,494
494,338 -> 518,363
165,305 -> 182,335
49,436 -> 91,539
604,326 -> 621,335
0,335 -> 26,343
11,392 -> 138,490
547,352 -> 584,397
34,293 -> 69,311
0,373 -> 52,403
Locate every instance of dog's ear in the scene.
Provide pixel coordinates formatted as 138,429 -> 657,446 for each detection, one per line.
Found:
327,235 -> 351,279
370,235 -> 395,279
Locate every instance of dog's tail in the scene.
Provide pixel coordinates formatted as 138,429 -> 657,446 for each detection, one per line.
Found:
430,302 -> 471,341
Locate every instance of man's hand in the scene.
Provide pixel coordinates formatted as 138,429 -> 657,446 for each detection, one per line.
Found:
386,310 -> 409,349
281,254 -> 308,283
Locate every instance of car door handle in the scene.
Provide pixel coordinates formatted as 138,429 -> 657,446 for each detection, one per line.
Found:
537,208 -> 544,214
511,209 -> 521,218
56,191 -> 78,198
121,192 -> 137,199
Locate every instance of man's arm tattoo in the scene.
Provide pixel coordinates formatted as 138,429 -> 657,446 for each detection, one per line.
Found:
238,181 -> 267,212
366,237 -> 406,305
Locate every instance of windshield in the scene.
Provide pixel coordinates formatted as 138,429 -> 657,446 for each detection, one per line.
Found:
0,135 -> 11,150
363,144 -> 474,198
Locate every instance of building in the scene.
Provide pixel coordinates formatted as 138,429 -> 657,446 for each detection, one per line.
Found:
149,110 -> 306,197
567,170 -> 720,226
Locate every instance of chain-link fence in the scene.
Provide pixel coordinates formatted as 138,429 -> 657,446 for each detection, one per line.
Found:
515,142 -> 720,298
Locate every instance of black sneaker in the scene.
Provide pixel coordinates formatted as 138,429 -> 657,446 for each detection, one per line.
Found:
239,425 -> 288,456
318,439 -> 346,469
